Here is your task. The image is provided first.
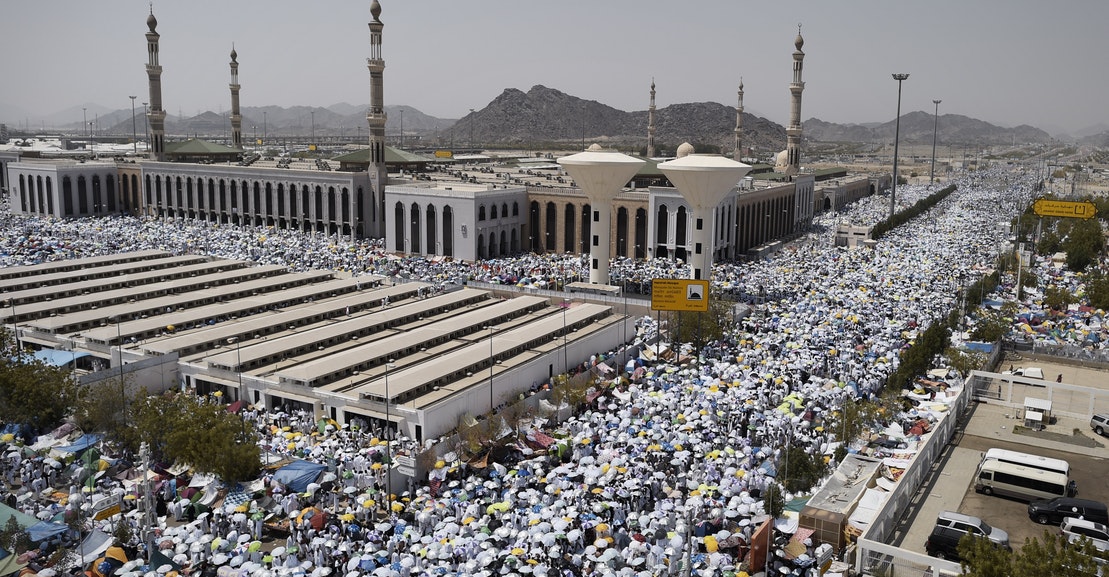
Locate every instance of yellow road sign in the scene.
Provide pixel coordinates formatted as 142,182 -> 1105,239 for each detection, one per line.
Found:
1032,198 -> 1098,219
651,279 -> 709,312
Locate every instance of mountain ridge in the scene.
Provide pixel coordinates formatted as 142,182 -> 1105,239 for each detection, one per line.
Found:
3,87 -> 1097,151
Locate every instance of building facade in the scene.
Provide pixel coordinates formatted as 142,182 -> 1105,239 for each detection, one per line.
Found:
7,160 -> 120,217
384,182 -> 527,261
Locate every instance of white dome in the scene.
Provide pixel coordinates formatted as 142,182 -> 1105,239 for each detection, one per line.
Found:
676,142 -> 695,158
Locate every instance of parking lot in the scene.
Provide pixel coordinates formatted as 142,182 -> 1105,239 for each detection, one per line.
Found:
893,386 -> 1109,559
955,434 -> 1107,548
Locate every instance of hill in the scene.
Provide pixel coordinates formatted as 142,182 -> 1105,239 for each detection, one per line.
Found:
803,111 -> 1051,145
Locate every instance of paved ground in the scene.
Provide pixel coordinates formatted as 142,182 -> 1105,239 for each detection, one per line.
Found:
893,394 -> 1109,559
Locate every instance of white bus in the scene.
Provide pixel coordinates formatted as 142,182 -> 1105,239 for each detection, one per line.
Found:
975,459 -> 1076,502
983,448 -> 1070,477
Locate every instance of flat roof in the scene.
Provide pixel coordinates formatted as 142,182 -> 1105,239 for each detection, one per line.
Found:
0,249 -> 168,281
78,271 -> 353,346
351,302 -> 611,403
4,258 -> 247,304
142,278 -> 407,357
211,286 -> 485,378
0,254 -> 208,294
313,294 -> 550,392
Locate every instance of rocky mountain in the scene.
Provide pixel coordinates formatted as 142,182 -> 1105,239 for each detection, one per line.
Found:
12,89 -> 1078,153
458,85 -> 786,155
803,111 -> 1052,146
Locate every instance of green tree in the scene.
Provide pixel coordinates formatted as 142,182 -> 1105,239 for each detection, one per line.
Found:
780,444 -> 827,493
970,310 -> 1013,343
161,394 -> 261,482
1043,285 -> 1074,311
74,376 -> 132,450
0,329 -> 78,433
763,482 -> 785,519
0,517 -> 33,555
672,291 -> 734,350
945,347 -> 988,377
957,533 -> 1012,577
959,530 -> 1102,577
1039,229 -> 1062,256
1011,531 -> 1100,577
1085,269 -> 1109,310
1063,217 -> 1105,271
119,392 -> 260,482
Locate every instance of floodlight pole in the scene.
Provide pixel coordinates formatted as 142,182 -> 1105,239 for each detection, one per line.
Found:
930,99 -> 941,185
890,73 -> 909,220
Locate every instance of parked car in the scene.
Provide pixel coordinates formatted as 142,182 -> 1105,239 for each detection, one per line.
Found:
1092,414 -> 1109,437
1063,518 -> 1109,544
925,511 -> 1011,560
1029,497 -> 1109,526
1060,519 -> 1109,554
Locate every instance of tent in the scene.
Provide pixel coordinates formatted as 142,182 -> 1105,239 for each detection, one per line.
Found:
272,460 -> 327,493
55,434 -> 103,453
26,520 -> 69,543
0,545 -> 28,577
0,502 -> 37,530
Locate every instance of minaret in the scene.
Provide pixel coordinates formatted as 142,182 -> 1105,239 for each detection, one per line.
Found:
144,8 -> 167,161
366,0 -> 388,234
229,45 -> 243,149
733,78 -> 744,161
646,79 -> 656,158
785,25 -> 805,176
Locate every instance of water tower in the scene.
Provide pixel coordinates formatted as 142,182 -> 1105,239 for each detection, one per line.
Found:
557,145 -> 645,285
658,145 -> 751,281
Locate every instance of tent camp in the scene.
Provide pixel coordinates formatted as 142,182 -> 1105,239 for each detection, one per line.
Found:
272,460 -> 327,493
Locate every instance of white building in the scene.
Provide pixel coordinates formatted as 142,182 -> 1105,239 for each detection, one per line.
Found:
385,182 -> 527,261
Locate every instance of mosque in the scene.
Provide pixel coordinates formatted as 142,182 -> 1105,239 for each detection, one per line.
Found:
0,2 -> 877,268
0,1 -> 882,491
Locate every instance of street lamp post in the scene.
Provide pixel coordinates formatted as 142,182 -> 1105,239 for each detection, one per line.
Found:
228,337 -> 244,402
487,325 -> 497,414
252,125 -> 257,147
83,107 -> 87,138
310,111 -> 316,149
930,99 -> 942,186
263,111 -> 267,145
890,73 -> 909,220
129,96 -> 138,155
4,300 -> 20,353
114,316 -> 124,385
469,109 -> 475,152
384,358 -> 395,516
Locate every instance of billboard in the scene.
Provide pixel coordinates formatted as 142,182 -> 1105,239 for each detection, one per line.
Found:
1032,198 -> 1097,219
651,279 -> 709,312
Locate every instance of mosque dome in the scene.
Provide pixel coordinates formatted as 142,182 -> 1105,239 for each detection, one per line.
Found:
587,143 -> 603,152
147,11 -> 158,32
676,142 -> 695,158
370,0 -> 382,21
775,149 -> 789,168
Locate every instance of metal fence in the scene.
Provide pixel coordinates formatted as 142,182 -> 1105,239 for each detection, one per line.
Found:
1031,342 -> 1109,365
968,370 -> 1109,420
855,377 -> 972,577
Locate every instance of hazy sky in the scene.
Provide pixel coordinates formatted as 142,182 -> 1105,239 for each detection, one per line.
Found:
3,0 -> 1106,134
